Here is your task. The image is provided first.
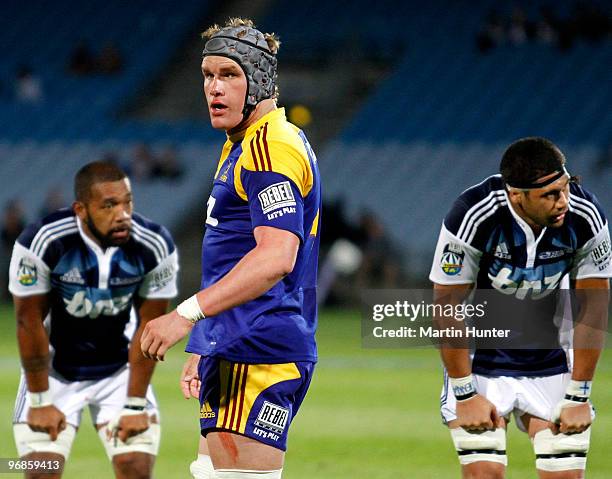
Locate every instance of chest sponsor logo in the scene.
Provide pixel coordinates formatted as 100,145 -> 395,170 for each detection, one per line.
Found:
537,250 -> 569,260
255,401 -> 289,434
258,181 -> 296,215
591,237 -> 611,271
489,267 -> 563,299
109,276 -> 143,286
440,243 -> 464,276
63,290 -> 132,318
60,267 -> 85,285
17,258 -> 38,286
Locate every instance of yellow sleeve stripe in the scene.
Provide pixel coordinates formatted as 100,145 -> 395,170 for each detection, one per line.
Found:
249,122 -> 272,172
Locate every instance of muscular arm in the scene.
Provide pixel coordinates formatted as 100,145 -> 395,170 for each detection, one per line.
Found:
571,277 -> 610,381
128,298 -> 170,396
141,226 -> 300,360
432,282 -> 474,377
14,294 -> 51,392
196,226 -> 299,316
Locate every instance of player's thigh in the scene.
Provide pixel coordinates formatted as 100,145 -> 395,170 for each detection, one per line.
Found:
197,358 -> 314,469
207,431 -> 284,470
21,452 -> 64,479
521,414 -> 587,479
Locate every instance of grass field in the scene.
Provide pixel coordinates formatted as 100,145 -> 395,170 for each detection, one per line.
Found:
1,303 -> 611,478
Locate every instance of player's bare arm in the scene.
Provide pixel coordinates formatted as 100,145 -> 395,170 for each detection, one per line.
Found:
553,277 -> 609,435
141,226 -> 299,360
106,298 -> 170,442
14,294 -> 66,441
434,283 -> 502,432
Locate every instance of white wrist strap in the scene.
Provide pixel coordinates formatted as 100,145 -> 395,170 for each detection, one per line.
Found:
125,396 -> 147,410
176,295 -> 205,324
29,390 -> 52,408
450,374 -> 476,400
566,380 -> 592,399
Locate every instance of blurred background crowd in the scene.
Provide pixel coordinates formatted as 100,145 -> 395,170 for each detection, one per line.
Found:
1,0 -> 610,304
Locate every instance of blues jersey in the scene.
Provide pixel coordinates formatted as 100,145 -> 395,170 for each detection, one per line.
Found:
9,209 -> 178,381
186,108 -> 321,363
430,175 -> 612,376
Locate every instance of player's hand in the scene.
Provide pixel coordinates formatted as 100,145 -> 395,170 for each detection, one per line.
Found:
141,310 -> 193,361
27,405 -> 66,441
181,354 -> 202,400
553,401 -> 592,435
456,394 -> 502,432
106,410 -> 150,443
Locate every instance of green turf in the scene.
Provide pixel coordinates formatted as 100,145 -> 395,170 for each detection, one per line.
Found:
1,303 -> 611,478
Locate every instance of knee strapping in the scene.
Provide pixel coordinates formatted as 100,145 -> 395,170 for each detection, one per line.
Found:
450,427 -> 507,466
532,428 -> 590,472
214,469 -> 282,478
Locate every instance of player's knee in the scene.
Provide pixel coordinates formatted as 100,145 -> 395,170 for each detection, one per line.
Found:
215,470 -> 282,479
451,427 -> 507,467
462,461 -> 505,479
190,454 -> 215,479
112,452 -> 154,479
532,428 -> 589,473
22,452 -> 65,479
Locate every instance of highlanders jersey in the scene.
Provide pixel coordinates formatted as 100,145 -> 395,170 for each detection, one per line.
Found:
9,209 -> 178,381
186,108 -> 321,363
430,175 -> 612,376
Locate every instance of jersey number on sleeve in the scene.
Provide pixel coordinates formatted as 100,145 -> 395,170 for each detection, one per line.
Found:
206,195 -> 218,227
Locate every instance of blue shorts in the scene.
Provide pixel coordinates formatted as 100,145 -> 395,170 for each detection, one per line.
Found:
198,357 -> 315,451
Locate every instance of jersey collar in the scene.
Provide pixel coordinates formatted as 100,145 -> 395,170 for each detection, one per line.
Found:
76,216 -> 118,257
227,107 -> 285,144
505,190 -> 547,267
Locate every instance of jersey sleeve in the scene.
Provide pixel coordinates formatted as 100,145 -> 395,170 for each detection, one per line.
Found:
429,223 -> 482,285
8,238 -> 51,297
135,221 -> 179,299
571,223 -> 612,279
236,134 -> 313,242
138,249 -> 179,298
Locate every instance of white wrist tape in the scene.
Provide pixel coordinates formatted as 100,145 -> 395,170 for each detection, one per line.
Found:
29,389 -> 52,408
566,380 -> 592,398
450,375 -> 476,401
125,396 -> 147,410
177,295 -> 205,324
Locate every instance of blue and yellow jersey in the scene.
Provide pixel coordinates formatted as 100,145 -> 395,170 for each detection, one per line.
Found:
186,108 -> 321,363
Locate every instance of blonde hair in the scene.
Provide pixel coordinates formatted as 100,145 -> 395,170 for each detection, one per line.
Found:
201,17 -> 280,54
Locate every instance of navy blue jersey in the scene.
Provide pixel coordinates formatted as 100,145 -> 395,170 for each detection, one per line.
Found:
430,175 -> 612,376
9,209 -> 178,381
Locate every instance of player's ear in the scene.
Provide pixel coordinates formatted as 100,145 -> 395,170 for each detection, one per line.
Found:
506,189 -> 522,206
72,200 -> 87,220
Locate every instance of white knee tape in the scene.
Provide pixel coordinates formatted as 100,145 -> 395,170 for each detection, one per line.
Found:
98,423 -> 161,459
532,428 -> 590,472
450,427 -> 507,466
190,454 -> 215,479
215,469 -> 282,478
13,423 -> 76,460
